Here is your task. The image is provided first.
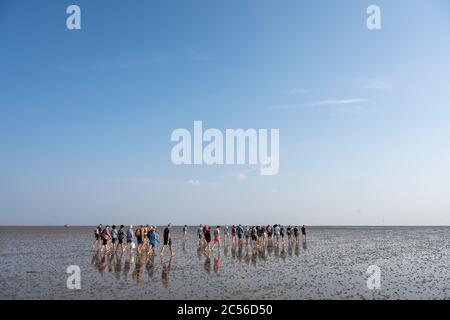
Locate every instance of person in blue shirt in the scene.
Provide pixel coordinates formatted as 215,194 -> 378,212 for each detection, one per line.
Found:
149,226 -> 159,255
280,225 -> 285,242
236,224 -> 244,242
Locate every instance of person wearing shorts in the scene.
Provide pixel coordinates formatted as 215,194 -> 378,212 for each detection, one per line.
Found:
160,223 -> 175,257
211,226 -> 221,252
182,225 -> 188,241
204,226 -> 212,252
236,224 -> 244,242
145,224 -> 149,237
100,225 -> 111,252
126,225 -> 134,251
117,225 -> 125,252
244,226 -> 250,245
92,224 -> 102,249
231,225 -> 237,244
267,225 -> 273,240
223,225 -> 229,241
274,225 -> 280,243
149,226 -> 158,255
163,229 -> 171,246
135,225 -> 144,253
111,225 -> 118,248
251,227 -> 257,243
293,226 -> 299,242
197,224 -> 204,245
141,225 -> 147,244
256,226 -> 263,246
136,226 -> 142,245
280,225 -> 285,242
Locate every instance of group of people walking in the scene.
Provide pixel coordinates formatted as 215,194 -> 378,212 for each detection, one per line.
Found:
92,223 -> 175,257
92,223 -> 307,256
196,224 -> 307,252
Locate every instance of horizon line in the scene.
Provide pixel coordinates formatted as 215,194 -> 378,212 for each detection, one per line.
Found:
1,224 -> 449,228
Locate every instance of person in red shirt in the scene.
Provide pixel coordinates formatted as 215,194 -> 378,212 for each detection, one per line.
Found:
100,225 -> 111,252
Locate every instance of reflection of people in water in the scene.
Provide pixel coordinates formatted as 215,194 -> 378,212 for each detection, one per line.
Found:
251,249 -> 258,266
132,254 -> 145,285
287,241 -> 293,256
244,247 -> 250,265
203,251 -> 211,274
97,253 -> 109,277
213,253 -> 221,275
161,257 -> 172,288
89,222 -> 311,285
231,241 -> 237,259
91,250 -> 99,265
280,243 -> 287,261
123,252 -> 132,280
223,241 -> 229,256
237,242 -> 243,261
258,244 -> 267,262
91,251 -> 110,276
182,237 -> 187,254
294,241 -> 300,256
196,243 -> 203,260
114,251 -> 123,280
244,226 -> 250,245
146,255 -> 155,279
273,242 -> 280,258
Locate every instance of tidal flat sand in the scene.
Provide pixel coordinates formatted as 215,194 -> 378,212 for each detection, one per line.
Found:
1,226 -> 450,300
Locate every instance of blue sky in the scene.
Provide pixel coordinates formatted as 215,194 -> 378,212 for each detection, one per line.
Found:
1,0 -> 450,225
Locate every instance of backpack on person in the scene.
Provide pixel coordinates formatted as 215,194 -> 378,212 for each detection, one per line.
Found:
101,229 -> 109,240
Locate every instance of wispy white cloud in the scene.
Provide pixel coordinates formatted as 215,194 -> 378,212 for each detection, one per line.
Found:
114,177 -> 173,186
187,179 -> 201,186
221,167 -> 259,180
354,78 -> 392,90
186,167 -> 257,188
313,98 -> 368,107
271,98 -> 368,110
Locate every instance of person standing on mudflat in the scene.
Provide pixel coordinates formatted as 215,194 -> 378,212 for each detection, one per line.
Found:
160,223 -> 175,257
